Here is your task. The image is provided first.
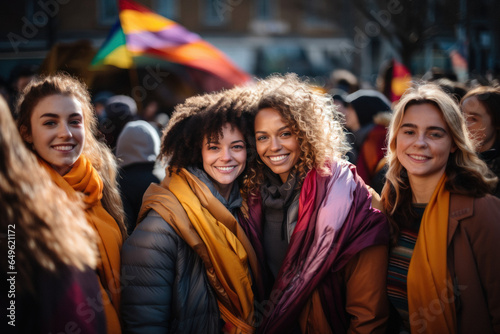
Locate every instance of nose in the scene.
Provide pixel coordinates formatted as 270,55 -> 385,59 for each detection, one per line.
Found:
220,147 -> 232,162
413,134 -> 427,148
58,123 -> 72,139
270,137 -> 282,151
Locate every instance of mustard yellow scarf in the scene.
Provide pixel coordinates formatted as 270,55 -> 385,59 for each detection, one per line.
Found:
40,155 -> 123,334
139,169 -> 258,333
407,174 -> 456,333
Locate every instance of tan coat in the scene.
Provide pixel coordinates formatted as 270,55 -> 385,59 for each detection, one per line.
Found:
448,193 -> 500,334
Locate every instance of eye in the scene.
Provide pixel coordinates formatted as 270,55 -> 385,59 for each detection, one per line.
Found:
69,119 -> 82,125
280,131 -> 292,138
256,135 -> 268,141
207,145 -> 219,151
43,120 -> 56,126
402,129 -> 415,135
429,132 -> 444,139
232,144 -> 245,151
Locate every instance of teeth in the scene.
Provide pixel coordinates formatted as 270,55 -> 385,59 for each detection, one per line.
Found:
269,155 -> 287,162
410,155 -> 428,161
53,145 -> 74,151
216,166 -> 235,171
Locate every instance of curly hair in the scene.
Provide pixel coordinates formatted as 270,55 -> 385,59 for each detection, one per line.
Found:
161,85 -> 259,184
460,85 -> 500,148
0,96 -> 98,294
16,73 -> 127,239
381,83 -> 497,244
244,73 -> 350,195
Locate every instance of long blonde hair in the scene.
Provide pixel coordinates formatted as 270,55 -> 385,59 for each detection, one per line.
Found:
381,83 -> 497,242
16,73 -> 127,238
0,96 -> 98,294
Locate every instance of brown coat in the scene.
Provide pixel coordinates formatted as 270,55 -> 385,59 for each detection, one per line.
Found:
448,193 -> 500,334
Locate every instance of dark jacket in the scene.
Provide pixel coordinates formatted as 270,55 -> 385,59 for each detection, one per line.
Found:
118,163 -> 160,234
120,210 -> 220,334
479,141 -> 500,198
448,193 -> 500,334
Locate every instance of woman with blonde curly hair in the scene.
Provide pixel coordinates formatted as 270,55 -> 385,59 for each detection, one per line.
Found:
0,96 -> 105,333
382,84 -> 500,333
121,87 -> 262,333
16,73 -> 127,333
242,73 -> 390,333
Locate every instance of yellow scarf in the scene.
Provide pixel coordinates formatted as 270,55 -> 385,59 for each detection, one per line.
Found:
407,173 -> 456,333
139,169 -> 258,333
40,155 -> 123,334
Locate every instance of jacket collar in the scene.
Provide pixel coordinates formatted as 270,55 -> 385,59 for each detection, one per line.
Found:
447,193 -> 473,245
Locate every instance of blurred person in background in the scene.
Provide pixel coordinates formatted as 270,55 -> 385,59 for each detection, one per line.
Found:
461,85 -> 500,197
345,89 -> 392,193
100,94 -> 138,151
115,120 -> 163,234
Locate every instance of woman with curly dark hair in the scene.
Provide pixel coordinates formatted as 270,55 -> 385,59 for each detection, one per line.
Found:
0,95 -> 106,333
120,87 -> 262,333
242,73 -> 390,333
16,73 -> 126,334
382,84 -> 500,333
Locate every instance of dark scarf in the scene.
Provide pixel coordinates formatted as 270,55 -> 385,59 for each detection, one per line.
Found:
260,168 -> 299,279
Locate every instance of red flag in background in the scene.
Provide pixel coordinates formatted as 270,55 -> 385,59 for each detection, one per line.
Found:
390,59 -> 412,102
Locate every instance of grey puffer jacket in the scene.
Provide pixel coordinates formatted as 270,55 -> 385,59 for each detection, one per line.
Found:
121,210 -> 221,333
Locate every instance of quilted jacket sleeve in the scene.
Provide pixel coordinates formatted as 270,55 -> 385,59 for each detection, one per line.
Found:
121,210 -> 178,334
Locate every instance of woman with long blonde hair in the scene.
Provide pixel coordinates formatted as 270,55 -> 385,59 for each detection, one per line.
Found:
382,83 -> 500,333
0,95 -> 105,333
16,73 -> 127,333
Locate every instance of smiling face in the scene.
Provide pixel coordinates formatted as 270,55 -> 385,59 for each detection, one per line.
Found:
25,94 -> 85,176
254,107 -> 301,183
461,96 -> 497,152
201,123 -> 246,199
396,103 -> 456,188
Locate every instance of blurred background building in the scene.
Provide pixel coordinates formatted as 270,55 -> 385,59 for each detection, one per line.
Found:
0,0 -> 498,113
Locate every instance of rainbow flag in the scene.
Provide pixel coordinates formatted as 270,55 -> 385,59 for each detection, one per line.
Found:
91,0 -> 250,86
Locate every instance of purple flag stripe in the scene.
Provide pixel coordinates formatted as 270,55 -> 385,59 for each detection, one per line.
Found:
125,25 -> 201,51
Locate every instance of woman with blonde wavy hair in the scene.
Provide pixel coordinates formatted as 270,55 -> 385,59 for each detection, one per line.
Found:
16,73 -> 127,334
382,83 -> 500,333
242,73 -> 390,333
0,95 -> 105,333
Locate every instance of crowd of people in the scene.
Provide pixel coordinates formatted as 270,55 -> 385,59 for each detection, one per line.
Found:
1,69 -> 500,334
